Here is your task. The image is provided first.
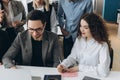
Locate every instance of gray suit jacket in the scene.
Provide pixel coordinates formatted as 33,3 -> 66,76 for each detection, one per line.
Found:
2,30 -> 62,68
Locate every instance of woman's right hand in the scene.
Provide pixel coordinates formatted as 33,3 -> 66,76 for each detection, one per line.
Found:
57,64 -> 67,73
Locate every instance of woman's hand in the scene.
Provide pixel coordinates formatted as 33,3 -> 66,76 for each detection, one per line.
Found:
67,66 -> 79,73
57,64 -> 68,73
12,21 -> 23,28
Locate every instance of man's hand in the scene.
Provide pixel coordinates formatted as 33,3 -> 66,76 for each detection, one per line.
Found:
60,27 -> 69,36
10,66 -> 17,69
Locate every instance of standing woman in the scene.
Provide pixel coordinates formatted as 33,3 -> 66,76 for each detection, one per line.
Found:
57,13 -> 110,77
28,0 -> 58,33
0,0 -> 26,43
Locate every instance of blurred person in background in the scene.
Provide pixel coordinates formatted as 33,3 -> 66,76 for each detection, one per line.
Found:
0,8 -> 10,65
28,0 -> 58,34
57,0 -> 93,58
0,0 -> 26,43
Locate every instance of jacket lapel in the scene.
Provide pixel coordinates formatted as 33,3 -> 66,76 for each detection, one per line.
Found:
42,31 -> 49,66
22,31 -> 32,65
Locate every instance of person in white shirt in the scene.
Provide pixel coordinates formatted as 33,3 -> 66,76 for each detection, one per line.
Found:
57,13 -> 110,77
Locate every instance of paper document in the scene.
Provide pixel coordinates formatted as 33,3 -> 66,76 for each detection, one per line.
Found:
13,12 -> 22,22
61,72 -> 78,77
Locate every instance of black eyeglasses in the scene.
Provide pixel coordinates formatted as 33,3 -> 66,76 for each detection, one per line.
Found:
28,27 -> 44,33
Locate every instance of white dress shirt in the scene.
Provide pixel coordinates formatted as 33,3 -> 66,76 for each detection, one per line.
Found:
61,37 -> 110,77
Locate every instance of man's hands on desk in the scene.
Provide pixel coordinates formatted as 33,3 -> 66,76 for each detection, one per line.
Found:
10,66 -> 17,69
57,64 -> 79,73
0,64 -> 17,69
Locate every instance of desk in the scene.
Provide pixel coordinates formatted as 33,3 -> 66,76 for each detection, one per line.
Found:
17,66 -> 120,80
0,65 -> 120,80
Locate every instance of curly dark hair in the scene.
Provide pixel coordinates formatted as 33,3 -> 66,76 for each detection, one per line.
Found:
78,12 -> 109,44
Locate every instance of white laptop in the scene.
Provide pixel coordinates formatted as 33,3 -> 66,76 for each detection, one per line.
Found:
0,69 -> 32,80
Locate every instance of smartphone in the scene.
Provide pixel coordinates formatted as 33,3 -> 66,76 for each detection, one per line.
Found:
44,75 -> 61,80
32,76 -> 41,80
83,76 -> 101,80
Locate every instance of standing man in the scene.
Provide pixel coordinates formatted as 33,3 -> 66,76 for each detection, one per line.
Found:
57,0 -> 93,58
0,10 -> 10,64
2,10 -> 62,68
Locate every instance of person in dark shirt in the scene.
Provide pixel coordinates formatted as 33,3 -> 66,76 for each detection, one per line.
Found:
0,30 -> 10,65
2,10 -> 62,68
0,8 -> 10,65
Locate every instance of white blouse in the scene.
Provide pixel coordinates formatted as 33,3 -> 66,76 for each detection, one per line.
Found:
61,37 -> 110,77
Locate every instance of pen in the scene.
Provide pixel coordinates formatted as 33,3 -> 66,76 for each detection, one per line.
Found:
58,57 -> 62,64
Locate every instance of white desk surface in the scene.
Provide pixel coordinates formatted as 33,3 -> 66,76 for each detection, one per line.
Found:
17,66 -> 120,80
0,65 -> 120,80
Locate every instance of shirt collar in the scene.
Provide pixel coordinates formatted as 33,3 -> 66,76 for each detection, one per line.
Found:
82,37 -> 96,46
36,6 -> 44,12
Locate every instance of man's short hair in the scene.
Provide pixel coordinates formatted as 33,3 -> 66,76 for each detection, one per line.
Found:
27,10 -> 46,24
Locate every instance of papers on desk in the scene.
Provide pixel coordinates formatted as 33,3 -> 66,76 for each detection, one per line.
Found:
61,72 -> 78,77
0,69 -> 32,80
13,12 -> 22,22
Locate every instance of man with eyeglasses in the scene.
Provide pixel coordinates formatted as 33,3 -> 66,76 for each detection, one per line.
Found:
2,10 -> 62,68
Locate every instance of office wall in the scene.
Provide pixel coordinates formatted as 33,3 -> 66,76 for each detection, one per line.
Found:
102,0 -> 120,22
